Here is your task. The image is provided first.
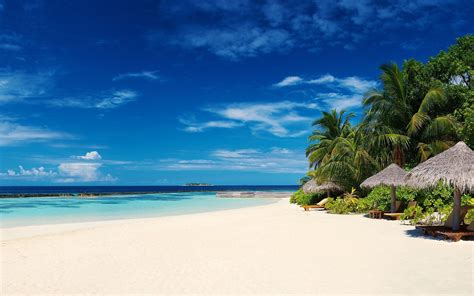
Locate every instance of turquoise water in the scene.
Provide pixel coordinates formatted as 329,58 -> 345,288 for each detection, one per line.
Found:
0,192 -> 276,228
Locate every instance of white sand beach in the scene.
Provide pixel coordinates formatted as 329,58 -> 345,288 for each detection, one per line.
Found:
1,197 -> 472,295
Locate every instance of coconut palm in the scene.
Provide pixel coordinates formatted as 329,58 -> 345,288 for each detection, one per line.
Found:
306,109 -> 354,169
309,129 -> 378,189
363,63 -> 458,166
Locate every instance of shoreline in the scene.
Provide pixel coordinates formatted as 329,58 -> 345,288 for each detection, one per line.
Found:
0,195 -> 280,231
0,198 -> 280,241
2,198 -> 472,295
0,190 -> 296,198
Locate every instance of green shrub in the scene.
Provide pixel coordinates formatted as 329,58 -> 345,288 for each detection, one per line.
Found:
326,198 -> 352,214
417,184 -> 453,213
400,185 -> 473,225
326,191 -> 359,214
359,186 -> 391,212
290,189 -> 325,206
400,205 -> 424,224
396,186 -> 417,203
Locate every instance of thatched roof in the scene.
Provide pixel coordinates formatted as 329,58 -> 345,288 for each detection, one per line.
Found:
360,163 -> 407,188
405,142 -> 474,193
302,179 -> 342,194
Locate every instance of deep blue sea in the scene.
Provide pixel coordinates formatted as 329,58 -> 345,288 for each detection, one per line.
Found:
0,186 -> 297,228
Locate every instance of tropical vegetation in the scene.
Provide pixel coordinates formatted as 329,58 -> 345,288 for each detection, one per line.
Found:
298,35 -> 473,223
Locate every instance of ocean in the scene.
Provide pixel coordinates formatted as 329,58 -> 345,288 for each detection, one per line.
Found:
0,186 -> 297,228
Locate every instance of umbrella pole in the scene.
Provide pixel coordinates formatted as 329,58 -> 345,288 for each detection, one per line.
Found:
452,188 -> 461,231
390,185 -> 397,213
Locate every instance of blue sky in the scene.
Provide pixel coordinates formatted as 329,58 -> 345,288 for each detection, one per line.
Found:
0,0 -> 472,185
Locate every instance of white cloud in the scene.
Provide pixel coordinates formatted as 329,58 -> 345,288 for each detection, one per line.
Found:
180,119 -> 242,132
113,71 -> 161,81
337,77 -> 378,93
0,165 -> 57,178
158,147 -> 307,174
273,76 -> 303,87
0,70 -> 54,104
58,163 -> 101,182
149,1 -> 465,59
57,163 -> 116,183
0,120 -> 71,146
48,90 -> 138,109
307,74 -> 337,84
0,163 -> 115,182
181,101 -> 315,137
158,24 -> 293,60
316,92 -> 363,111
73,151 -> 102,160
274,74 -> 377,94
212,149 -> 259,158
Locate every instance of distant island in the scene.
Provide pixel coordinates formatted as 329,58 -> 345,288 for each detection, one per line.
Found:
184,183 -> 213,186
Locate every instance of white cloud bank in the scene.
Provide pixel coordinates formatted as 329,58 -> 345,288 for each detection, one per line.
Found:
1,151 -> 116,183
0,166 -> 57,177
57,163 -> 115,183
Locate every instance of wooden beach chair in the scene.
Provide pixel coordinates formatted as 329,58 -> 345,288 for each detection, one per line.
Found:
383,201 -> 417,220
302,198 -> 329,211
433,221 -> 474,242
416,206 -> 473,240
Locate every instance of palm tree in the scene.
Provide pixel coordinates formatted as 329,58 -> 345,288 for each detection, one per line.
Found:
362,63 -> 458,167
306,109 -> 379,189
306,109 -> 354,169
310,129 -> 378,188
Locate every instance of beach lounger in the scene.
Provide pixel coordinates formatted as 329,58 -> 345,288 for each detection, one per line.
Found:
433,222 -> 474,242
302,198 -> 329,211
416,206 -> 474,241
383,201 -> 416,220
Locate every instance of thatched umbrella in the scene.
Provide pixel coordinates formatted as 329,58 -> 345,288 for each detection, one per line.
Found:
405,141 -> 474,230
361,163 -> 407,213
303,179 -> 342,196
302,179 -> 318,194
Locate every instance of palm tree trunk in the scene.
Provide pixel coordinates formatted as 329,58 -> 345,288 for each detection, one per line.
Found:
452,188 -> 461,231
390,185 -> 397,213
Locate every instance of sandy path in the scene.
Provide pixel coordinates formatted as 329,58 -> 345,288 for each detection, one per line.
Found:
1,198 -> 472,295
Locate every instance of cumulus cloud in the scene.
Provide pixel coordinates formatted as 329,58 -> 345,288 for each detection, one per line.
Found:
73,151 -> 102,160
113,71 -> 161,81
1,153 -> 117,183
58,163 -> 102,182
181,101 -> 316,137
0,120 -> 71,146
0,165 -> 57,178
1,162 -> 116,182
